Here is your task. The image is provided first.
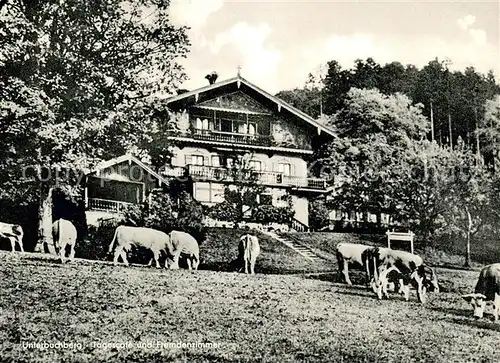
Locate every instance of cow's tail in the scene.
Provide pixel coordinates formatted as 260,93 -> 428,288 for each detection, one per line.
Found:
108,227 -> 119,254
336,249 -> 344,274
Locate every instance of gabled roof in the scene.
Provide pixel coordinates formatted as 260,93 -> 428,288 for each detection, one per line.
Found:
87,153 -> 169,185
165,76 -> 336,138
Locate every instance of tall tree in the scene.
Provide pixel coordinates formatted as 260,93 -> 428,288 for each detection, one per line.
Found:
0,0 -> 190,250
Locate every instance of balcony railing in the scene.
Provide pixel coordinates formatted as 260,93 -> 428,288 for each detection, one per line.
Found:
192,129 -> 271,146
186,165 -> 327,190
87,198 -> 135,213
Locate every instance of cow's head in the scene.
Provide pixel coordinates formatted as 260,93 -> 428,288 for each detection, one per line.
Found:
462,293 -> 487,319
423,266 -> 440,293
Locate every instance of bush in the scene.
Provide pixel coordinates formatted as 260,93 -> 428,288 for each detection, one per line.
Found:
251,205 -> 294,224
309,198 -> 331,231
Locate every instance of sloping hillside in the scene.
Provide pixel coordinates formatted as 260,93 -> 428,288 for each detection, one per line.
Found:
199,228 -> 334,274
0,252 -> 497,363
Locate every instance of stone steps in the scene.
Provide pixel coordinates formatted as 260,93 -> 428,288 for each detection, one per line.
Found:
262,231 -> 324,262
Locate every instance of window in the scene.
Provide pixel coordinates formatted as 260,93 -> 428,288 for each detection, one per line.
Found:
278,163 -> 292,176
195,118 -> 209,130
248,123 -> 256,135
194,182 -> 224,203
191,155 -> 204,166
211,155 -> 221,167
226,157 -> 234,168
249,160 -> 262,171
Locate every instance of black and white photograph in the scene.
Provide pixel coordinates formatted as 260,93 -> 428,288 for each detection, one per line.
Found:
1,0 -> 500,361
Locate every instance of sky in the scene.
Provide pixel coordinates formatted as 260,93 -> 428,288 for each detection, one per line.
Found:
167,0 -> 500,94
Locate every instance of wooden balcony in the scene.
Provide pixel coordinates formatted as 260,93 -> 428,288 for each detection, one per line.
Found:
192,129 -> 271,147
87,198 -> 135,213
186,165 -> 327,191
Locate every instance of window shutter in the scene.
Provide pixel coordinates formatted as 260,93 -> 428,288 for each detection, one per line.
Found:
203,155 -> 209,166
290,164 -> 295,176
185,155 -> 192,165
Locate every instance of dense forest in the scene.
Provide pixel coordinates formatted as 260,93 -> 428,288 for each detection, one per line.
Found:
276,58 -> 500,160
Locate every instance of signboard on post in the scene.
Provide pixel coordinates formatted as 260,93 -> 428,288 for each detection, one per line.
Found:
386,230 -> 414,254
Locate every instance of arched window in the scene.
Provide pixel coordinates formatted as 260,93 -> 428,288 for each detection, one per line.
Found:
195,118 -> 202,130
248,123 -> 256,135
202,118 -> 209,130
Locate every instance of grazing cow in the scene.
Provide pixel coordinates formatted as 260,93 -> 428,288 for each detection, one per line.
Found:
169,230 -> 200,270
109,226 -> 174,268
336,243 -> 374,285
52,219 -> 77,263
238,234 -> 260,274
369,247 -> 439,303
462,263 -> 500,321
0,222 -> 24,252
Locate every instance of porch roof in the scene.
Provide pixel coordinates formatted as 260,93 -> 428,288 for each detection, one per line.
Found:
86,154 -> 169,185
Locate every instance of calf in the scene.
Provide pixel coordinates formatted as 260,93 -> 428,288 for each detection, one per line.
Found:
0,222 -> 24,252
336,243 -> 373,285
238,234 -> 260,274
462,263 -> 500,321
52,219 -> 77,263
369,247 -> 439,303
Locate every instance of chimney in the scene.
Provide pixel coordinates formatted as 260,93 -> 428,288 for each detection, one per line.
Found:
205,71 -> 218,85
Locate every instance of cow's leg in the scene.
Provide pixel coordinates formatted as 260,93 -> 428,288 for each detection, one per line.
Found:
152,250 -> 161,269
170,249 -> 180,270
365,256 -> 371,285
342,261 -> 352,285
381,270 -> 390,299
402,284 -> 410,301
113,245 -> 124,266
69,243 -> 76,261
59,243 -> 67,263
244,258 -> 249,274
9,237 -> 16,253
18,238 -> 24,253
493,293 -> 500,322
250,257 -> 256,275
186,258 -> 192,270
414,275 -> 426,304
120,250 -> 129,266
376,267 -> 388,300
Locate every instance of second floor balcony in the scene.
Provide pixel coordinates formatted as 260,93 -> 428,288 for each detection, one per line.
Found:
186,165 -> 327,191
191,129 -> 272,147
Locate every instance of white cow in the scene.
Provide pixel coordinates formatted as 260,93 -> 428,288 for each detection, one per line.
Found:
169,230 -> 200,270
52,219 -> 77,263
0,222 -> 24,252
109,226 -> 175,268
238,234 -> 260,274
336,243 -> 373,285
